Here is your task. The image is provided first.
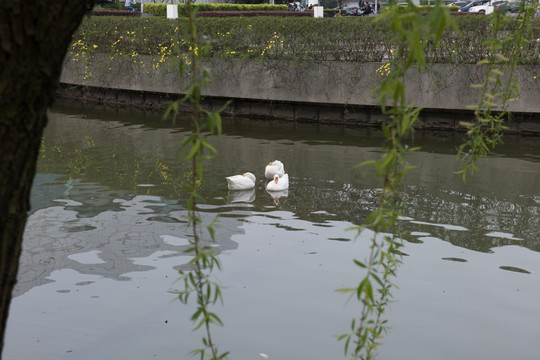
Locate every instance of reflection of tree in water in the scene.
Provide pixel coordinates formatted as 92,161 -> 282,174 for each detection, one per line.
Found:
23,175 -> 536,300
401,188 -> 540,253
285,182 -> 378,224
199,178 -> 540,255
204,179 -> 379,226
17,186 -> 242,298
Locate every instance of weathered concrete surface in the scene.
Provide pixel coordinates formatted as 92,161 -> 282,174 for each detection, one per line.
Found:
58,55 -> 540,133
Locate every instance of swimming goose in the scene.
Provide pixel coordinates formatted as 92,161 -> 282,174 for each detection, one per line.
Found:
266,173 -> 289,191
265,160 -> 285,180
226,172 -> 256,191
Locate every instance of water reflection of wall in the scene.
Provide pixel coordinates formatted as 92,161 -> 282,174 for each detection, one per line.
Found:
46,104 -> 540,221
41,109 -> 193,201
48,101 -> 540,202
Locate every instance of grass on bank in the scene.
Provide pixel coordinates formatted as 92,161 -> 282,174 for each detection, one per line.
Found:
72,14 -> 540,64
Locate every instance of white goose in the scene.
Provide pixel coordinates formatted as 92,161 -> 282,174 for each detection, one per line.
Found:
266,173 -> 289,192
226,172 -> 256,191
265,160 -> 285,180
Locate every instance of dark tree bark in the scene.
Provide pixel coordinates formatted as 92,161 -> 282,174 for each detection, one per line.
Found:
0,1 -> 95,356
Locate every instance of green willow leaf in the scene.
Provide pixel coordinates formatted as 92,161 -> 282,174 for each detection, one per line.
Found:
353,160 -> 376,169
201,139 -> 217,154
336,287 -> 356,293
353,259 -> 367,269
218,351 -> 230,360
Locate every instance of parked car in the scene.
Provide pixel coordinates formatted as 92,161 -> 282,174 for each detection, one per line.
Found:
493,0 -> 511,11
450,1 -> 469,7
469,0 -> 506,13
499,0 -> 534,12
459,0 -> 489,11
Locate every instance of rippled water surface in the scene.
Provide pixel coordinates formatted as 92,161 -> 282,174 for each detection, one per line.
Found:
4,101 -> 540,360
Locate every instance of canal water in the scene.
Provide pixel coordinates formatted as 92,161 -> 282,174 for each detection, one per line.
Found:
4,100 -> 540,360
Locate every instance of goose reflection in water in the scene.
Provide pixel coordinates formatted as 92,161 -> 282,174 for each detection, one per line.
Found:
267,189 -> 289,206
227,188 -> 256,203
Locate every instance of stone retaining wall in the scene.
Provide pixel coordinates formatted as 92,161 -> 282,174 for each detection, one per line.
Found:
58,55 -> 540,134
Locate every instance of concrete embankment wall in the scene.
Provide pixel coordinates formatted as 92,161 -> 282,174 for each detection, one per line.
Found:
58,55 -> 540,134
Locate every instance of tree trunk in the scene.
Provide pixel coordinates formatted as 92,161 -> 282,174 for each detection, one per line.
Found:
0,1 -> 95,357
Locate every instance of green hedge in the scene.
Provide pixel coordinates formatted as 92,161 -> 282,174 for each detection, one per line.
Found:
71,14 -> 540,64
144,3 -> 288,17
